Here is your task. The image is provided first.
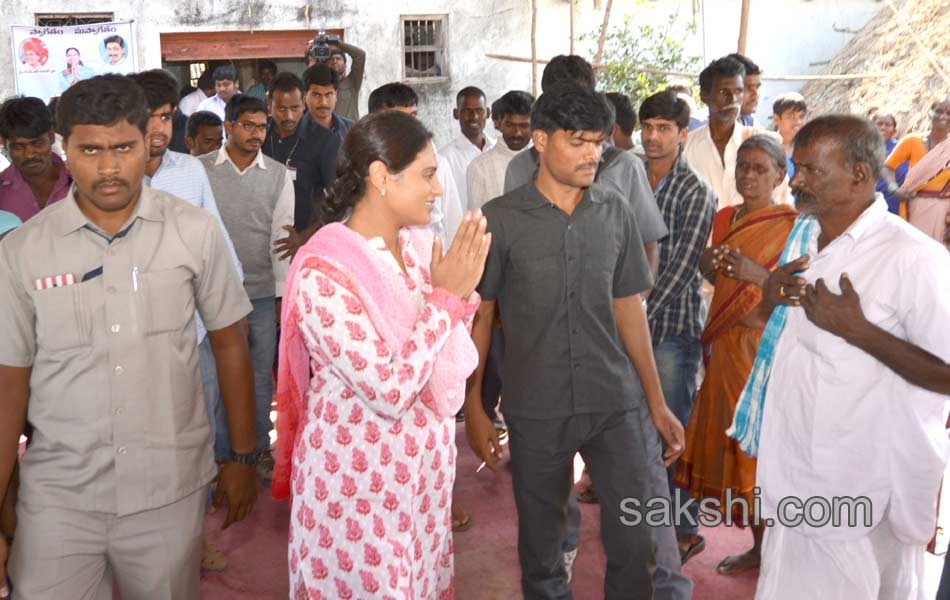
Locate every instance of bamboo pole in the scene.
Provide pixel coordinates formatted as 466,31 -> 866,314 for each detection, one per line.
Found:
593,0 -> 614,66
569,0 -> 575,55
737,0 -> 751,54
484,53 -> 887,80
884,0 -> 950,87
531,0 -> 538,97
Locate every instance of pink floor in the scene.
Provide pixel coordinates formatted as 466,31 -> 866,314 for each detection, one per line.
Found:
201,423 -> 764,599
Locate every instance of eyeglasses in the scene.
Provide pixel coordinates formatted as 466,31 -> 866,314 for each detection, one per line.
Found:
234,121 -> 268,133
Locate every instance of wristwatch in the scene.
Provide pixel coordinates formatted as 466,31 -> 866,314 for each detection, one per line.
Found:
229,450 -> 259,465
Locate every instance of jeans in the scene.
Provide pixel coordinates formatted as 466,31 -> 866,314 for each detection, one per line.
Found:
654,335 -> 702,539
215,296 -> 275,454
198,336 -> 230,462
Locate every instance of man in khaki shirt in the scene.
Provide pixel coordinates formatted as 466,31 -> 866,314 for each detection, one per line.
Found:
0,75 -> 258,600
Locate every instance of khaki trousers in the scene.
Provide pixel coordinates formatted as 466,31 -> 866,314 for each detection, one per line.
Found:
9,485 -> 207,600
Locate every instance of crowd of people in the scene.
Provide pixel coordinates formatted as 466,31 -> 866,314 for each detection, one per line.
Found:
0,43 -> 949,600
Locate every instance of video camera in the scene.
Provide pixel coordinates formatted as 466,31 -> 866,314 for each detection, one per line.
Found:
308,31 -> 341,62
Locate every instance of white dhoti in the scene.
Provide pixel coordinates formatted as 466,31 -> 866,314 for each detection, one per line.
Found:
755,514 -> 927,600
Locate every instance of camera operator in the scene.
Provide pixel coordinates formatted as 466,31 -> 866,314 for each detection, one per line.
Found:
306,32 -> 365,122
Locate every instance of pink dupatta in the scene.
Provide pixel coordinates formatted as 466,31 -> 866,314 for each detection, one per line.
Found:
271,223 -> 479,500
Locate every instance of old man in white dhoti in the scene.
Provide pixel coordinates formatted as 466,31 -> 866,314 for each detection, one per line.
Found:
726,114 -> 950,600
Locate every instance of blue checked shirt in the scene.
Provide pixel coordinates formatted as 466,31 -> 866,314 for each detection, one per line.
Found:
646,154 -> 717,344
145,150 -> 244,343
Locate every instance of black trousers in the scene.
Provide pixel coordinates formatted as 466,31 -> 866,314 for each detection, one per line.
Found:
506,409 -> 691,600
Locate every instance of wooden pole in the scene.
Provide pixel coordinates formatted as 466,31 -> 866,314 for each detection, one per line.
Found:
884,0 -> 950,87
569,0 -> 575,55
593,0 -> 614,66
737,0 -> 751,54
484,54 -> 887,80
531,0 -> 538,97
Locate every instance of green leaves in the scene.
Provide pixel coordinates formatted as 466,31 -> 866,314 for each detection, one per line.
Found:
584,7 -> 702,107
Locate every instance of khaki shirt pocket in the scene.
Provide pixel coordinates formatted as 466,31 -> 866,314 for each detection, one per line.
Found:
32,284 -> 90,352
141,268 -> 194,336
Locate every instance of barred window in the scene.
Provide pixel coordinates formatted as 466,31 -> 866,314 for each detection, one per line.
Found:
35,13 -> 115,27
188,62 -> 208,89
402,16 -> 448,80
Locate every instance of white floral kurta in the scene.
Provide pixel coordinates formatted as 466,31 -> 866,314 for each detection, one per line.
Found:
288,231 -> 471,600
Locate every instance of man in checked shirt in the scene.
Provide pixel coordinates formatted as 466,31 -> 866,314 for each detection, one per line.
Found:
640,90 -> 717,564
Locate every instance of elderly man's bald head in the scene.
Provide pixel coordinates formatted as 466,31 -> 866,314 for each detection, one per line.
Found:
793,114 -> 886,181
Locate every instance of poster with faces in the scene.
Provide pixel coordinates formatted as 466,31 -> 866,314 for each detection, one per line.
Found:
9,20 -> 137,104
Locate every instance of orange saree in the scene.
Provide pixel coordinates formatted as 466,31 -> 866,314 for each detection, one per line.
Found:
674,203 -> 797,522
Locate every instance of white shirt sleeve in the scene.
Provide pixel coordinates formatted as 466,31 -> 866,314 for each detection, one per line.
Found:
437,155 -> 465,247
429,197 -> 446,246
466,159 -> 487,213
271,171 -> 296,297
896,243 -> 950,361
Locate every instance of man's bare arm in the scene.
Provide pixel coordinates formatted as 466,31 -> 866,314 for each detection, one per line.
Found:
0,365 -> 29,591
207,320 -> 258,528
463,301 -> 502,472
208,321 -> 256,454
613,295 -> 684,465
0,366 -> 28,512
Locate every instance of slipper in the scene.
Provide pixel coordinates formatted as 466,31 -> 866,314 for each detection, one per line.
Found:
715,551 -> 760,575
201,542 -> 228,572
679,535 -> 706,565
577,488 -> 599,504
452,510 -> 473,533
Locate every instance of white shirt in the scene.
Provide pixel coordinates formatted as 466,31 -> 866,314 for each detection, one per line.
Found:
213,147 -> 295,297
429,152 -> 465,248
758,196 -> 950,544
466,142 -> 522,211
438,132 -> 495,214
179,88 -> 210,117
196,94 -> 230,120
684,123 -> 790,208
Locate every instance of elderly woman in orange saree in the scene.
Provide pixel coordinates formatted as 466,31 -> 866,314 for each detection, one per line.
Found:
674,135 -> 797,574
883,97 -> 950,246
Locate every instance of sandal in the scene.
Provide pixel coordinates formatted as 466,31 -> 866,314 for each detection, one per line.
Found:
451,507 -> 473,532
679,535 -> 706,565
201,541 -> 228,572
715,549 -> 760,575
577,487 -> 599,504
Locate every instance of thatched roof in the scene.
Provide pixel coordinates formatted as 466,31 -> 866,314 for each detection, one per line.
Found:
800,0 -> 950,135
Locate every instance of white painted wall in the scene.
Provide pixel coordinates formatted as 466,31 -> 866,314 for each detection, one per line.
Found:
0,0 -> 535,146
1,0 -> 891,142
694,0 -> 887,124
533,0 -> 889,124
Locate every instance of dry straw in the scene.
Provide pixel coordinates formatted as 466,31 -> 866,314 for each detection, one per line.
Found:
800,0 -> 950,136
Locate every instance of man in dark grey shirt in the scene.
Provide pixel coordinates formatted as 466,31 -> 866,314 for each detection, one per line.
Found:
504,141 -> 668,276
465,83 -> 690,600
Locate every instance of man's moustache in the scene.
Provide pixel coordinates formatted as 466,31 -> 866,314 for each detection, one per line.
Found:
93,179 -> 129,189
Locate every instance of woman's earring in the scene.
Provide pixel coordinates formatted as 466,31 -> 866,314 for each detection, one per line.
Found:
380,188 -> 387,197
